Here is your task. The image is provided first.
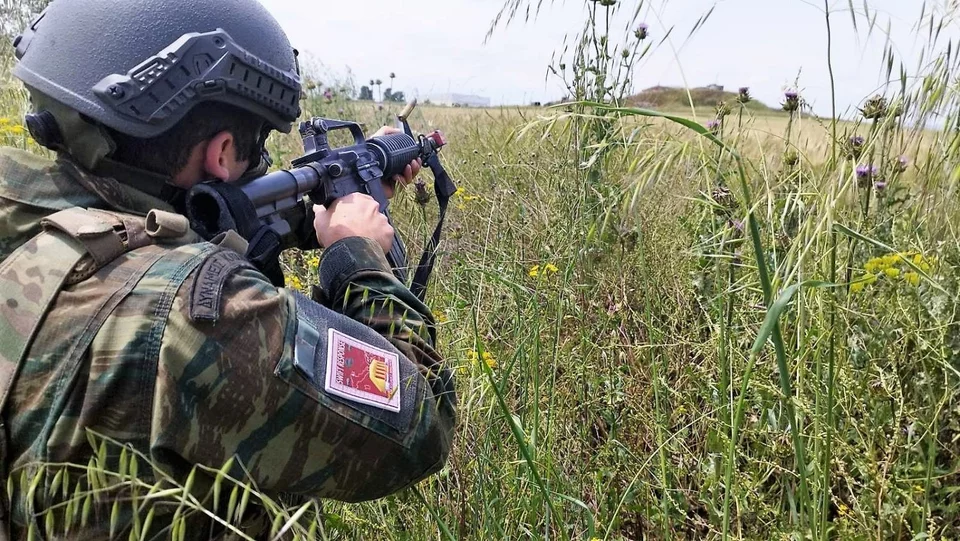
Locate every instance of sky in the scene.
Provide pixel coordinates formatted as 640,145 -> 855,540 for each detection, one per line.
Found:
258,0 -> 955,117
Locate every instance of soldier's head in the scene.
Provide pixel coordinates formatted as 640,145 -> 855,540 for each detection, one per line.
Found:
11,0 -> 301,189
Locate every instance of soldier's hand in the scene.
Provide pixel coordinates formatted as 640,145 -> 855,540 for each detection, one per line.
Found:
371,126 -> 422,198
314,193 -> 394,253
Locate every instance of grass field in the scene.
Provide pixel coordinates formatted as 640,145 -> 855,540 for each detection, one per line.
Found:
269,89 -> 960,539
2,1 -> 960,539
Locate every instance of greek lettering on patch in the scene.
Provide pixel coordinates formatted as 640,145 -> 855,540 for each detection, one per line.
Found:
189,250 -> 250,322
324,328 -> 401,412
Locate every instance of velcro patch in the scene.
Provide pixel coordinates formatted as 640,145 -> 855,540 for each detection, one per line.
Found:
324,328 -> 401,412
189,249 -> 252,322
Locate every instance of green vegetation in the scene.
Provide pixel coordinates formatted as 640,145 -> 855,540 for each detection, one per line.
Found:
627,86 -> 774,113
2,0 -> 960,539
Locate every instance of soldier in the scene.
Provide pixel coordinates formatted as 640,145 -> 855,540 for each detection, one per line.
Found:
0,0 -> 456,538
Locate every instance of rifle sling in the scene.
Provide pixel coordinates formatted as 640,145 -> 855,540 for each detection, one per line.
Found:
410,157 -> 456,302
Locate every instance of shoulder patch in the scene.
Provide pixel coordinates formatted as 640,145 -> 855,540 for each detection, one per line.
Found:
324,328 -> 401,412
189,249 -> 253,322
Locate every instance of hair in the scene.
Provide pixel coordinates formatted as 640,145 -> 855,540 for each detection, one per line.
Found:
106,102 -> 266,177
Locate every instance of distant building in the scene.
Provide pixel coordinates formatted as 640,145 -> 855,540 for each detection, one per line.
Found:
704,84 -> 725,91
431,93 -> 491,107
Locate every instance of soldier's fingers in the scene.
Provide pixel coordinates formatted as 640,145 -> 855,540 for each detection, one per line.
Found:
312,203 -> 329,223
411,158 -> 422,178
371,125 -> 401,138
383,177 -> 399,199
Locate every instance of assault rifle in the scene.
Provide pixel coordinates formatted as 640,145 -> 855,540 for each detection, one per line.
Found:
184,101 -> 457,300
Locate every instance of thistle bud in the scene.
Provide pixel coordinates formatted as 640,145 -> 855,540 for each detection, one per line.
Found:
782,90 -> 801,113
896,155 -> 909,173
711,185 -> 735,213
860,95 -> 889,120
634,23 -> 649,40
706,119 -> 722,135
715,100 -> 731,119
845,135 -> 865,160
415,179 -> 432,206
737,87 -> 752,105
783,150 -> 799,168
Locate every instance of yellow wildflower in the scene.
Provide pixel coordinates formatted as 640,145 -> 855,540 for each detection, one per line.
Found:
884,267 -> 900,278
434,311 -> 449,324
528,265 -> 540,277
544,263 -> 559,274
0,118 -> 9,125
284,274 -> 304,291
482,351 -> 497,369
904,272 -> 920,287
837,503 -> 850,517
864,259 -> 880,273
466,350 -> 478,363
913,254 -> 923,266
863,272 -> 878,285
850,281 -> 865,294
8,125 -> 25,135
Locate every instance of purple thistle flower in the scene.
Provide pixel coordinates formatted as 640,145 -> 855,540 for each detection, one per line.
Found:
874,180 -> 887,190
855,164 -> 878,179
635,23 -> 649,40
845,135 -> 866,160
856,164 -> 880,189
782,89 -> 801,112
897,155 -> 909,173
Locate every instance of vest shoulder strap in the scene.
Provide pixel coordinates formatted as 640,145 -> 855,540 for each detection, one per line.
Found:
0,206 -> 194,534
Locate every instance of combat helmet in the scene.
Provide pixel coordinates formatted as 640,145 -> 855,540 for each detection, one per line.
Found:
12,0 -> 302,146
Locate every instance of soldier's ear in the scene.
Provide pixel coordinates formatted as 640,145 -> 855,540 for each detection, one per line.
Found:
202,130 -> 238,182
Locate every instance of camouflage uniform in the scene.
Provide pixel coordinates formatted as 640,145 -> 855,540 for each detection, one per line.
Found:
0,146 -> 457,539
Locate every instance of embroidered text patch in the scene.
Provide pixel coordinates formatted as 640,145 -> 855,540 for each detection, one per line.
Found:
324,328 -> 401,412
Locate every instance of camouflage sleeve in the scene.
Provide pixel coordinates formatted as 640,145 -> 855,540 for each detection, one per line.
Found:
153,238 -> 456,502
316,237 -> 455,416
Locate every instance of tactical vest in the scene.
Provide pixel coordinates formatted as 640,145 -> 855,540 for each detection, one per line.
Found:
0,206 -> 247,539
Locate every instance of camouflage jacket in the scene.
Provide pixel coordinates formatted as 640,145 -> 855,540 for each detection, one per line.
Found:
0,147 -> 457,539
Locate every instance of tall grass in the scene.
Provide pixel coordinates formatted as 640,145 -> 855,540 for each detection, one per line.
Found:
2,0 -> 960,539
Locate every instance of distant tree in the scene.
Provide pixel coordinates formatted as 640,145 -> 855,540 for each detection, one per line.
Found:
383,88 -> 405,103
359,86 -> 374,101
